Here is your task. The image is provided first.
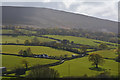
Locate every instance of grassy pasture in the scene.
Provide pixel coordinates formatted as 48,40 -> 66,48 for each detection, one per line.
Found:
2,55 -> 58,70
51,56 -> 119,77
2,29 -> 37,34
1,35 -> 55,44
2,45 -> 77,57
43,35 -> 117,47
2,29 -> 13,34
89,49 -> 117,59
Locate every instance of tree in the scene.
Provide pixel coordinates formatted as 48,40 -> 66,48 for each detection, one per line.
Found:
21,59 -> 29,69
26,47 -> 33,56
23,51 -> 28,56
64,54 -> 68,58
16,40 -> 19,44
62,39 -> 69,44
114,48 -> 120,62
60,55 -> 63,60
98,43 -> 108,50
18,48 -> 33,56
26,65 -> 59,78
24,40 -> 30,46
114,48 -> 120,55
31,37 -> 40,45
80,46 -> 87,54
18,50 -> 24,55
88,53 -> 104,68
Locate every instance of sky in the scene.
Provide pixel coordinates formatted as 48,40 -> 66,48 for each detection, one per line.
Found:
1,0 -> 120,22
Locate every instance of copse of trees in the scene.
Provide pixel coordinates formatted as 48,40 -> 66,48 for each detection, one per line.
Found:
26,65 -> 59,78
61,39 -> 70,44
98,43 -> 108,50
18,47 -> 33,56
88,53 -> 104,68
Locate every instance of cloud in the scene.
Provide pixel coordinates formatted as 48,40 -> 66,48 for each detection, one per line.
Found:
67,1 -> 118,21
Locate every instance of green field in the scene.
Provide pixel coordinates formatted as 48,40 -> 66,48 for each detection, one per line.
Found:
89,49 -> 117,59
2,29 -> 37,34
2,55 -> 58,70
44,35 -> 117,47
51,56 -> 119,77
2,45 -> 77,57
2,30 -> 13,34
1,35 -> 55,44
1,32 -> 119,78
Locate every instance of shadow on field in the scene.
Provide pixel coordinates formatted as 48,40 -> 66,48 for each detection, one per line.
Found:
89,67 -> 106,71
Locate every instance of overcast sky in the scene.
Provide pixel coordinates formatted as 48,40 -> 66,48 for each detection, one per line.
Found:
1,0 -> 120,21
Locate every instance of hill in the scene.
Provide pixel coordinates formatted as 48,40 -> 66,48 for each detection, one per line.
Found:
2,6 -> 118,33
51,56 -> 119,77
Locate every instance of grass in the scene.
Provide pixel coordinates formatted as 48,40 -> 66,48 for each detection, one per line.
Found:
2,45 -> 77,57
51,56 -> 119,77
43,35 -> 117,48
2,55 -> 58,70
1,33 -> 118,78
89,49 -> 117,59
2,30 -> 13,34
2,29 -> 37,34
1,35 -> 55,44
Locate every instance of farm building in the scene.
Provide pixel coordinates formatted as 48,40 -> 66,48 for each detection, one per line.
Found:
35,54 -> 49,58
56,41 -> 61,43
0,67 -> 6,73
72,54 -> 76,57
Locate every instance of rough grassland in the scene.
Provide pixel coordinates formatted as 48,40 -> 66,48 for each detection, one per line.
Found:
1,35 -> 55,43
2,45 -> 77,57
2,55 -> 58,70
44,35 -> 117,47
51,56 -> 119,77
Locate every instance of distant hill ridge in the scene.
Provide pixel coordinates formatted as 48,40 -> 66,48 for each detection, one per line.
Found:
2,6 -> 118,33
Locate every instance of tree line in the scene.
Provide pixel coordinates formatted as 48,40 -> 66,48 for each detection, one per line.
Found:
2,25 -> 119,44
